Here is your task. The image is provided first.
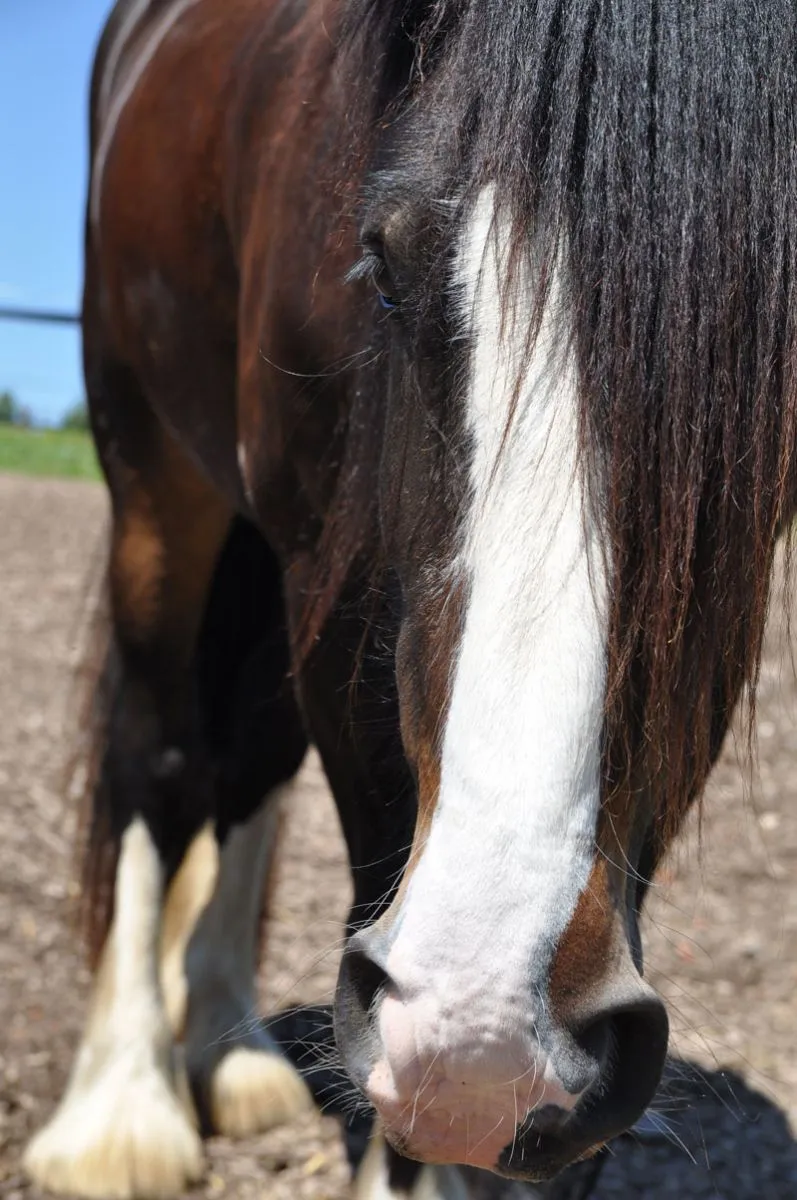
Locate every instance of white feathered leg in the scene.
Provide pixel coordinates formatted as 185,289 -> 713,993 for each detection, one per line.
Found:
182,789 -> 312,1137
24,818 -> 203,1200
158,821 -> 219,1036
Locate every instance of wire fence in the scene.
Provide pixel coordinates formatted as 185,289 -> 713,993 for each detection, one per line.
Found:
0,307 -> 83,422
0,306 -> 79,326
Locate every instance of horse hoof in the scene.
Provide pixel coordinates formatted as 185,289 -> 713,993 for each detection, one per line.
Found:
24,1062 -> 203,1200
209,1045 -> 313,1138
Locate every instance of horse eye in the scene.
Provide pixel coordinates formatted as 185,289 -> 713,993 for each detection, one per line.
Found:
346,246 -> 401,310
371,257 -> 399,311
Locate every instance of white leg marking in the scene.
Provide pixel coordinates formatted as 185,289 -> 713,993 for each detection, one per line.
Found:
159,821 -> 219,1035
355,1129 -> 470,1200
24,818 -> 203,1200
91,0 -> 202,229
373,189 -> 610,1157
183,790 -> 312,1137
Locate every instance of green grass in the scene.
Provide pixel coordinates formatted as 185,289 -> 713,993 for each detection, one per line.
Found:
0,425 -> 100,482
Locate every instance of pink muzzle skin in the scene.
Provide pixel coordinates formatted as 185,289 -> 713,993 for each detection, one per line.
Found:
365,991 -> 586,1169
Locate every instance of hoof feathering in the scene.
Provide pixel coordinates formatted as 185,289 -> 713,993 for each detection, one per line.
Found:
24,1061 -> 203,1200
209,1045 -> 313,1139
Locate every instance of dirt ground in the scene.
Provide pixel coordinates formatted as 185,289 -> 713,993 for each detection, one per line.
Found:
0,473 -> 795,1200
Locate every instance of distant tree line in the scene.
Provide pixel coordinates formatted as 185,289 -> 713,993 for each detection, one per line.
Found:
0,390 -> 32,428
60,401 -> 90,432
0,391 -> 89,432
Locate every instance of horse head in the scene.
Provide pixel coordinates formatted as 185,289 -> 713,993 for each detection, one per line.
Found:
325,0 -> 797,1178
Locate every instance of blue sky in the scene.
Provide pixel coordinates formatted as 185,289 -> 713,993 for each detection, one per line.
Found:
0,1 -> 112,425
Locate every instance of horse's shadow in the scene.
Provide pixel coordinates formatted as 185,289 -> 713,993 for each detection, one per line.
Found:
467,1058 -> 797,1200
268,1011 -> 797,1200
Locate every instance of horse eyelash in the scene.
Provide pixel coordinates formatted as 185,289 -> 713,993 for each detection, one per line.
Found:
346,251 -> 400,311
345,251 -> 382,287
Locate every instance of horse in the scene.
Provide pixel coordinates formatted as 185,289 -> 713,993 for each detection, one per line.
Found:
24,0 -> 797,1196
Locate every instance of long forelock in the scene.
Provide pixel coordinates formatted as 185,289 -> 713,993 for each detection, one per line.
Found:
335,0 -> 797,839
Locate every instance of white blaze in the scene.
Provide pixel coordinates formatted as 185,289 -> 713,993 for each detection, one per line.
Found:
385,186 -> 609,1023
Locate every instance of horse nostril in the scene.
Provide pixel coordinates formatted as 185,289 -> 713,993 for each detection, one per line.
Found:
573,1009 -> 614,1071
335,934 -> 392,1075
346,943 -> 391,1014
575,991 -> 669,1134
502,991 -> 668,1178
603,996 -> 669,1117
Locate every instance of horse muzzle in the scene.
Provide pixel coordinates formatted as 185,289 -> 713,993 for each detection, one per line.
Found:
335,930 -> 668,1180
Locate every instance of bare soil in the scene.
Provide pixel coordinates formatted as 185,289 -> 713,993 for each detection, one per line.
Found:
0,473 -> 795,1200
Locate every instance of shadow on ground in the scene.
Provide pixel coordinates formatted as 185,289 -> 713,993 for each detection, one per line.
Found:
588,1058 -> 797,1200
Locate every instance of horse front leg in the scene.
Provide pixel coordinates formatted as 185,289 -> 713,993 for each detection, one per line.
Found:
179,791 -> 313,1138
169,518 -> 314,1138
25,815 -> 205,1200
24,360 -> 231,1200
